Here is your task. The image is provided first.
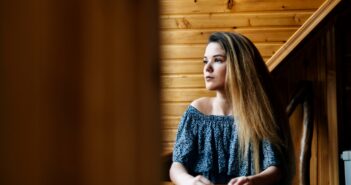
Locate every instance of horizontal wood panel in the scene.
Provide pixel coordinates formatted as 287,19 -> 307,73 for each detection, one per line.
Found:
249,12 -> 311,26
161,43 -> 283,59
162,74 -> 205,88
161,59 -> 204,74
162,129 -> 178,142
162,142 -> 175,154
161,27 -> 298,44
161,0 -> 323,14
162,116 -> 181,129
162,89 -> 215,102
161,44 -> 205,59
161,12 -> 312,29
162,103 -> 189,117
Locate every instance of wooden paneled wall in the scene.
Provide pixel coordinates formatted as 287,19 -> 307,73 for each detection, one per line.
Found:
335,2 -> 351,184
271,18 -> 340,185
160,0 -> 324,154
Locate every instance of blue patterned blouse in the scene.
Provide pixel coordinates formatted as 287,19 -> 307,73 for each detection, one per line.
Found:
173,105 -> 281,184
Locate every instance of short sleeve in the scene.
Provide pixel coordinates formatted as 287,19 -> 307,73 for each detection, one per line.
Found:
172,108 -> 197,169
261,139 -> 281,170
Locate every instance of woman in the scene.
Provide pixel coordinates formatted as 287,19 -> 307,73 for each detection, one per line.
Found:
170,32 -> 294,185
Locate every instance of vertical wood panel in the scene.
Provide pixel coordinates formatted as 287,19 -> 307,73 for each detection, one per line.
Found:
325,26 -> 339,185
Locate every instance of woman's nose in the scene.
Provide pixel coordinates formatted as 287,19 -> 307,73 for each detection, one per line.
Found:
205,62 -> 213,72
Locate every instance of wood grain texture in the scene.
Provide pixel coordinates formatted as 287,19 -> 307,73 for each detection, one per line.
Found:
162,142 -> 175,154
161,59 -> 204,74
161,0 -> 323,14
162,129 -> 178,142
162,103 -> 189,117
161,27 -> 298,44
162,89 -> 215,102
161,12 -> 312,29
162,74 -> 205,88
162,116 -> 181,129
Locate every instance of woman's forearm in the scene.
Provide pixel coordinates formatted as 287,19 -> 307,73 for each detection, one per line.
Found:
169,162 -> 194,184
247,166 -> 281,185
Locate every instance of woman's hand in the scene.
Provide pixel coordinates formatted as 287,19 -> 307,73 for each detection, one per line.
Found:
185,175 -> 214,185
227,166 -> 281,185
227,176 -> 252,185
170,162 -> 214,185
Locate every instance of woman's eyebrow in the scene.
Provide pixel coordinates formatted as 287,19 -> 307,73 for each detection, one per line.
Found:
204,54 -> 225,58
213,54 -> 225,57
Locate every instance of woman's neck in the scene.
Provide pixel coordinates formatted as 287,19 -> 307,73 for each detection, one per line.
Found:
212,90 -> 232,116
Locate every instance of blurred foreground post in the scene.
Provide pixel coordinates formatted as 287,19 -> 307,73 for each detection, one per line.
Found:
0,0 -> 160,185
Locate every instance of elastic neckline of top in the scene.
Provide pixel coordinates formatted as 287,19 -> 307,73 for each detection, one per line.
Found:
189,105 -> 234,118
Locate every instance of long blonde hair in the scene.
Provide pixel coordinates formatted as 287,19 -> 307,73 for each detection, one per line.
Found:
208,32 -> 293,181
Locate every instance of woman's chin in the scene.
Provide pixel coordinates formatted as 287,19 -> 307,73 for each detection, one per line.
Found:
205,86 -> 217,91
205,84 -> 225,91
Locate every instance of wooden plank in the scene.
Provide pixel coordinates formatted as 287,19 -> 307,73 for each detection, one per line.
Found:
161,43 -> 283,59
161,0 -> 228,15
249,12 -> 311,26
162,129 -> 178,142
161,27 -> 299,44
162,74 -> 205,88
160,12 -> 313,29
162,88 -> 215,102
161,59 -> 204,74
162,116 -> 181,129
162,103 -> 189,117
160,0 -> 323,14
325,26 -> 339,185
161,13 -> 249,29
162,142 -> 175,154
161,44 -> 205,59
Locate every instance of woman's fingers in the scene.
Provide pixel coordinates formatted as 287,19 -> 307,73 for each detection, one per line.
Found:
228,178 -> 237,185
228,176 -> 250,185
194,175 -> 213,185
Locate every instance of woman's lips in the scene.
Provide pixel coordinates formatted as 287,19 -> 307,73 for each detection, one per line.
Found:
205,76 -> 214,81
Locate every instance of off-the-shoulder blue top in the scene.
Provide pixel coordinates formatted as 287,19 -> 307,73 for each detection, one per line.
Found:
173,105 -> 280,184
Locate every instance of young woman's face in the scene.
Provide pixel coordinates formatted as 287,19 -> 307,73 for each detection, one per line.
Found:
203,42 -> 227,91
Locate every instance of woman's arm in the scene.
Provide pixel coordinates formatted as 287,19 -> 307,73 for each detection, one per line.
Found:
170,162 -> 213,185
227,166 -> 281,185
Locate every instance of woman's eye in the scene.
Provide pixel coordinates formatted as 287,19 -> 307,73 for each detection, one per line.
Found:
214,58 -> 223,63
203,60 -> 208,64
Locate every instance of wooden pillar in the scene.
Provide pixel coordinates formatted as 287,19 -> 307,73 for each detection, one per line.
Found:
0,0 -> 160,185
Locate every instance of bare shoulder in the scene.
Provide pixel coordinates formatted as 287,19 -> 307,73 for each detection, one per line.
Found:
190,97 -> 213,114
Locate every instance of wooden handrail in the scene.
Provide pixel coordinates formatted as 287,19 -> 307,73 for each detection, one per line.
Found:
267,0 -> 342,72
